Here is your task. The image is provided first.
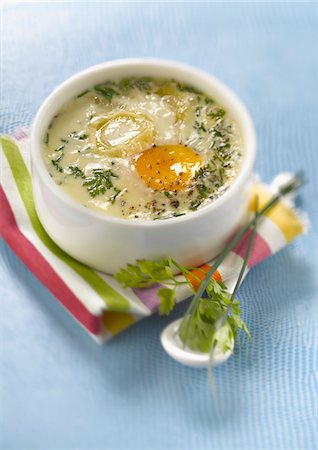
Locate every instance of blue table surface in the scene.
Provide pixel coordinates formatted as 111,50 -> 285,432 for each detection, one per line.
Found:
1,2 -> 317,449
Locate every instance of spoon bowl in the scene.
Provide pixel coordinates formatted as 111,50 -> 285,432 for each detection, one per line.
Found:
160,318 -> 232,368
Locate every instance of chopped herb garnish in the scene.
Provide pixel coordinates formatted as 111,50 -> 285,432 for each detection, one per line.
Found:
44,132 -> 49,145
207,108 -> 226,119
135,77 -> 153,90
53,145 -> 64,162
118,78 -> 131,91
176,82 -> 202,95
68,165 -> 85,178
51,159 -> 63,173
205,97 -> 215,105
61,138 -> 69,144
189,199 -> 202,210
213,129 -> 224,138
195,163 -> 211,180
195,106 -> 202,117
110,187 -> 121,204
119,77 -> 152,92
50,143 -> 65,172
69,131 -> 88,140
172,212 -> 186,217
77,89 -> 89,98
194,121 -> 207,133
94,84 -> 120,101
164,191 -> 172,198
219,166 -> 225,183
83,168 -> 118,198
217,108 -> 226,117
197,183 -> 209,198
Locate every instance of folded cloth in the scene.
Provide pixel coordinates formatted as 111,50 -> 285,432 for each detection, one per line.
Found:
0,130 -> 306,343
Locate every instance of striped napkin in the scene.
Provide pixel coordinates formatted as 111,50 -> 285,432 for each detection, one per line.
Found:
0,130 -> 306,343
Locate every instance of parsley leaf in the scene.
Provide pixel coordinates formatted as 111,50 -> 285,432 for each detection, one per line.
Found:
114,258 -> 174,288
115,256 -> 249,353
179,278 -> 249,352
115,256 -> 250,354
158,288 -> 175,315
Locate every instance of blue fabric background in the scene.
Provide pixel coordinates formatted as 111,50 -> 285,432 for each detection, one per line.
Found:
1,2 -> 317,449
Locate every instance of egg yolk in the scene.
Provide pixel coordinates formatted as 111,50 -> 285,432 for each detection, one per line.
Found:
135,145 -> 202,191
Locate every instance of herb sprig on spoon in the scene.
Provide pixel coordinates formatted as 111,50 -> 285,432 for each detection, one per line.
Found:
115,173 -> 304,355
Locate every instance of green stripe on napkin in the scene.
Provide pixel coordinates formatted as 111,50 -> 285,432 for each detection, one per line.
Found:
1,136 -> 130,312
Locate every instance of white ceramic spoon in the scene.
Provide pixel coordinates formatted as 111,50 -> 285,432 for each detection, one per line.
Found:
160,318 -> 232,368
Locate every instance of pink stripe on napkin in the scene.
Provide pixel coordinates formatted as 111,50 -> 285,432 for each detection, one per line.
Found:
233,230 -> 272,268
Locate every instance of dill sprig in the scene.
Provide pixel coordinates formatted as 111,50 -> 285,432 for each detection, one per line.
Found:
94,84 -> 119,102
83,168 -> 118,198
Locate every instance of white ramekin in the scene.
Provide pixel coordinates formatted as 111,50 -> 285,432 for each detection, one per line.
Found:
31,58 -> 256,274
